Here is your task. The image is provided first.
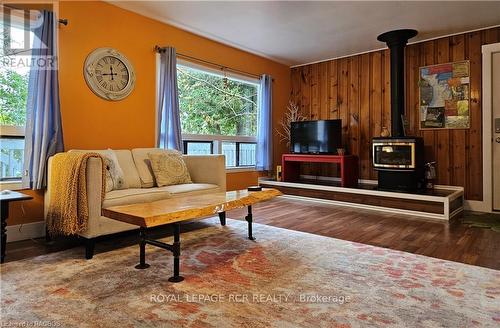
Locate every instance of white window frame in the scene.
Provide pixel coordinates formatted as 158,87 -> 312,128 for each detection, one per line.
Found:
182,134 -> 257,172
176,60 -> 259,171
182,133 -> 257,147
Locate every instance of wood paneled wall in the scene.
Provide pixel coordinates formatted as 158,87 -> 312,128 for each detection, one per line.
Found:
289,27 -> 500,201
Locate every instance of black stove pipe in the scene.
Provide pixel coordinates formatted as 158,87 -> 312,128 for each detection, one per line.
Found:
377,29 -> 418,137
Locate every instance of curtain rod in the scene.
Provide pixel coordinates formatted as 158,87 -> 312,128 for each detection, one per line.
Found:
154,45 -> 267,80
2,4 -> 68,25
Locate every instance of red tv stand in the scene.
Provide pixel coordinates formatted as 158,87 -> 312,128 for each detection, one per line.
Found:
281,154 -> 359,187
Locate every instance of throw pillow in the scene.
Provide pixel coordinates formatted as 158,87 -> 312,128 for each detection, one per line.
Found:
103,149 -> 128,191
103,157 -> 114,193
148,151 -> 192,187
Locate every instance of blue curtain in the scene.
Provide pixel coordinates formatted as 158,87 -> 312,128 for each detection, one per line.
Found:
156,47 -> 182,151
256,74 -> 273,171
22,10 -> 64,189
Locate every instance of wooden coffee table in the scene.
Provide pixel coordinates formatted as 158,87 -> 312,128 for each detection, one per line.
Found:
102,188 -> 281,282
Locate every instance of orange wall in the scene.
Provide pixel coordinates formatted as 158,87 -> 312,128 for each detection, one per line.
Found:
226,171 -> 260,191
58,1 -> 290,151
6,190 -> 44,226
8,0 -> 290,225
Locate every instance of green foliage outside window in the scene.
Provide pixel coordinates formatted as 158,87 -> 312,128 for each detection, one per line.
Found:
177,65 -> 258,136
0,28 -> 29,179
0,69 -> 28,126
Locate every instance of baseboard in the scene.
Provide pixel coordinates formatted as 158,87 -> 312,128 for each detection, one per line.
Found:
6,221 -> 45,242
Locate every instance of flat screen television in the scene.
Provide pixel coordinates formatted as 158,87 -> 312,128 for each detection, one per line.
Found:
290,119 -> 342,154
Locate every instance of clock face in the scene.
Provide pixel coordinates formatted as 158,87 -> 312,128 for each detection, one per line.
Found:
94,56 -> 129,93
84,48 -> 135,101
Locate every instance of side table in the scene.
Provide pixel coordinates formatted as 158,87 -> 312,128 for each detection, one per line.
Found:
1,190 -> 33,263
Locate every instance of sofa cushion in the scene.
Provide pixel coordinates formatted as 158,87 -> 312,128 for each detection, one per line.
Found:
102,188 -> 172,208
132,148 -> 179,188
160,183 -> 220,196
69,149 -> 141,188
113,150 -> 142,188
103,183 -> 220,208
148,151 -> 192,187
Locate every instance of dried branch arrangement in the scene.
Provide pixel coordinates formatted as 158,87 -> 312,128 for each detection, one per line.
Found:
275,101 -> 308,146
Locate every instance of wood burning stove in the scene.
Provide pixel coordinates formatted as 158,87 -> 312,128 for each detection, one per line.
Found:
373,29 -> 425,192
373,137 -> 424,191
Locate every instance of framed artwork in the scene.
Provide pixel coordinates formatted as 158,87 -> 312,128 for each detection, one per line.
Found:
419,60 -> 470,130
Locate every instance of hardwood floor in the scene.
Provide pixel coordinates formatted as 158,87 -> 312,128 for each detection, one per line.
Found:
4,197 -> 500,270
230,198 -> 500,270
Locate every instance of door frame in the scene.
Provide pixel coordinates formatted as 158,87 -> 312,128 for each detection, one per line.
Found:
479,42 -> 500,212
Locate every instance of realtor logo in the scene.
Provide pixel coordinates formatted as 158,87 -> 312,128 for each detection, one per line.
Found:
1,3 -> 57,70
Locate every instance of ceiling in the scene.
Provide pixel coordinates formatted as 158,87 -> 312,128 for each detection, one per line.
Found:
110,1 -> 500,66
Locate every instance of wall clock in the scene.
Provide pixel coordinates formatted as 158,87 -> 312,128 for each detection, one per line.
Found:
84,47 -> 135,101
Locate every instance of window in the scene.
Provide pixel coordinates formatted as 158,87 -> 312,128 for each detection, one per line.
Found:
221,141 -> 257,167
182,140 -> 213,155
177,61 -> 259,168
1,22 -> 33,181
0,127 -> 24,181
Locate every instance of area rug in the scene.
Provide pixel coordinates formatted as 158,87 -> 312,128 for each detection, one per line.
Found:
462,212 -> 500,232
1,218 -> 499,328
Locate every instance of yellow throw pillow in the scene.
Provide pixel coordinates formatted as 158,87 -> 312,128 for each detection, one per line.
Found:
148,151 -> 192,187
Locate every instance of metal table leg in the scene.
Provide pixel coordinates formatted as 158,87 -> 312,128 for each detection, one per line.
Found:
245,205 -> 256,241
1,201 -> 8,264
218,211 -> 226,226
135,227 -> 150,269
168,223 -> 184,282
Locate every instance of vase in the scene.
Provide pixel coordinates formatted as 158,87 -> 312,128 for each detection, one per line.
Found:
381,127 -> 390,137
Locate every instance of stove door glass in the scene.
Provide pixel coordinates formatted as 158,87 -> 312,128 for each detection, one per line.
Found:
373,143 -> 415,168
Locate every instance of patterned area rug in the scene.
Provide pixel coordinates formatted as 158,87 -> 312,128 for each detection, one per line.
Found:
1,218 -> 499,328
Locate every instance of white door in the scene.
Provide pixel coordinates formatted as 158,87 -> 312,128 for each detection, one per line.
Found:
493,52 -> 500,210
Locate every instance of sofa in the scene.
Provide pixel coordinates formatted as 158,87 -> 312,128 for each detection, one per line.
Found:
45,148 -> 226,259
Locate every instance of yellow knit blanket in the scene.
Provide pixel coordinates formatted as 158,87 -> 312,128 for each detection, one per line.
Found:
46,152 -> 106,236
